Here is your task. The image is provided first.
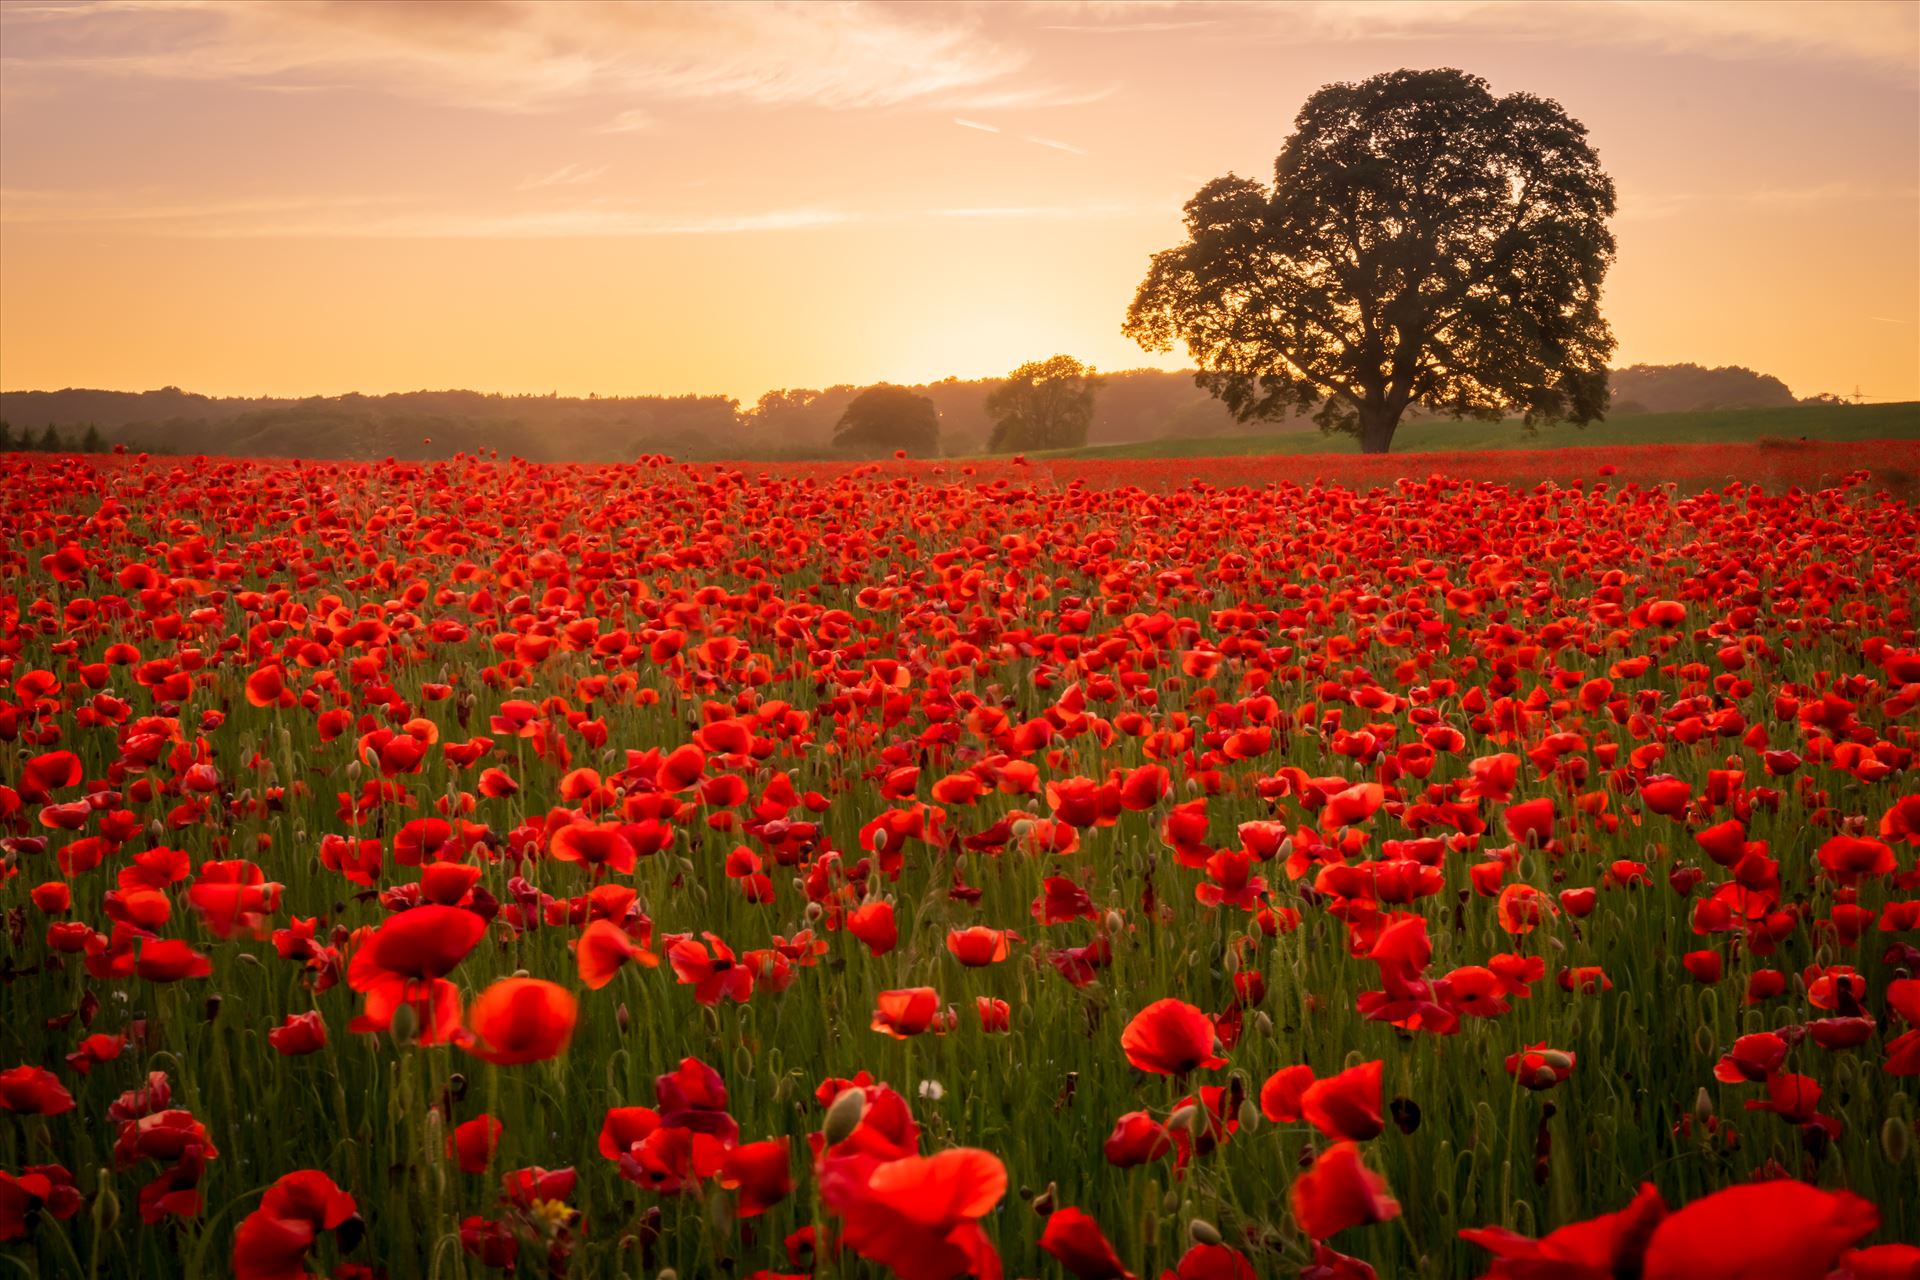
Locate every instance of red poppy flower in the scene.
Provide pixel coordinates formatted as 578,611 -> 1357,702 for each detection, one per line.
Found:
847,901 -> 899,957
1103,1111 -> 1172,1167
1461,1182 -> 1667,1280
1301,1060 -> 1384,1142
267,1011 -> 328,1057
575,919 -> 657,989
720,1138 -> 793,1217
461,978 -> 577,1065
449,1116 -> 503,1174
1121,998 -> 1226,1075
946,926 -> 1019,966
1641,1180 -> 1877,1280
820,1147 -> 1006,1280
1039,1205 -> 1137,1280
0,1066 -> 75,1116
232,1170 -> 358,1280
871,987 -> 946,1039
1290,1142 -> 1400,1240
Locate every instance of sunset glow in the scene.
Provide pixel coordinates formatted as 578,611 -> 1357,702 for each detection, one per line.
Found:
3,0 -> 1916,402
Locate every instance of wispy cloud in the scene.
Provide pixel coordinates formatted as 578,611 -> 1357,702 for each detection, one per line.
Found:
1021,134 -> 1089,156
519,163 -> 610,191
0,0 -> 1102,113
0,189 -> 1169,238
1156,0 -> 1920,73
953,117 -> 1000,134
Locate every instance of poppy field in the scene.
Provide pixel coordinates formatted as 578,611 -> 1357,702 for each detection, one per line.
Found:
3,443 -> 1919,1280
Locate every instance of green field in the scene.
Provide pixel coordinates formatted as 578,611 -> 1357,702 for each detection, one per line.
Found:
1040,401 -> 1920,460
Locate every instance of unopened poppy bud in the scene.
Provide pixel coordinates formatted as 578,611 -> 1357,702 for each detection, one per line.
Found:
347,759 -> 362,781
1237,1100 -> 1259,1132
1187,1218 -> 1222,1246
872,828 -> 890,852
203,994 -> 222,1023
1105,911 -> 1125,935
823,1087 -> 867,1144
1009,820 -> 1031,841
512,968 -> 530,979
1168,1104 -> 1200,1133
1882,1117 -> 1912,1164
390,1000 -> 418,1045
92,1168 -> 119,1233
658,1270 -> 679,1280
1693,1088 -> 1714,1125
1030,1181 -> 1056,1215
1254,1011 -> 1275,1037
617,1003 -> 631,1034
1537,1049 -> 1574,1071
805,902 -> 825,923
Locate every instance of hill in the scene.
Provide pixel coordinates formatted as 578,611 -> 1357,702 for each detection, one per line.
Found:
1039,402 -> 1920,460
0,365 -> 1892,461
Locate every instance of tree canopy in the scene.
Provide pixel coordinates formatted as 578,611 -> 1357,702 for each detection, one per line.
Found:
986,356 -> 1104,452
1124,67 -> 1617,453
832,384 -> 941,456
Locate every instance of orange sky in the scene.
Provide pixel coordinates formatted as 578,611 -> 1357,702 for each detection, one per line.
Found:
2,1 -> 1916,405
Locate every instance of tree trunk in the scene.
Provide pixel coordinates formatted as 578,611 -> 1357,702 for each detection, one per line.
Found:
1358,403 -> 1399,454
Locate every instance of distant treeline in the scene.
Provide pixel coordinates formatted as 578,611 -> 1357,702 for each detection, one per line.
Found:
0,362 -> 1815,461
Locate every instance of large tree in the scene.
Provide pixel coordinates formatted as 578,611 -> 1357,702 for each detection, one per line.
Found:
986,356 -> 1104,452
1124,68 -> 1616,453
833,384 -> 941,456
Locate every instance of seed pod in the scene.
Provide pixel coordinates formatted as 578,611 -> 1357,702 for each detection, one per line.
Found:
1882,1117 -> 1912,1165
823,1087 -> 867,1145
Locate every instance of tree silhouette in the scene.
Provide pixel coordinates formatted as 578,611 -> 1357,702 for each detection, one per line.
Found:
986,356 -> 1104,452
833,385 -> 941,456
1125,68 -> 1616,453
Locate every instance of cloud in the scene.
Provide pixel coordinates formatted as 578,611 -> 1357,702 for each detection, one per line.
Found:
1,186 -> 1170,238
953,117 -> 1000,133
0,0 -> 1097,113
1021,134 -> 1089,156
519,163 -> 609,190
1168,0 -> 1919,73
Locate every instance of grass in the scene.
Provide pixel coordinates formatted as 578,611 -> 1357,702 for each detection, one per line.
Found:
1038,401 -> 1920,460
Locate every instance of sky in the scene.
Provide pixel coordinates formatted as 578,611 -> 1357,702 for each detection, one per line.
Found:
1,0 -> 1916,405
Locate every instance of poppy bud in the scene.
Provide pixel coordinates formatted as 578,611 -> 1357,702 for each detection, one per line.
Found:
390,1000 -> 419,1045
347,759 -> 362,781
92,1167 -> 120,1233
1168,1104 -> 1200,1133
1105,911 -> 1125,935
1883,1117 -> 1912,1165
1254,1011 -> 1274,1037
1188,1217 -> 1222,1246
512,968 -> 530,979
1030,1181 -> 1057,1215
658,1270 -> 679,1280
873,828 -> 891,851
617,1003 -> 631,1034
1693,1088 -> 1714,1125
1237,1100 -> 1259,1132
805,902 -> 824,923
204,994 -> 221,1024
823,1087 -> 867,1144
